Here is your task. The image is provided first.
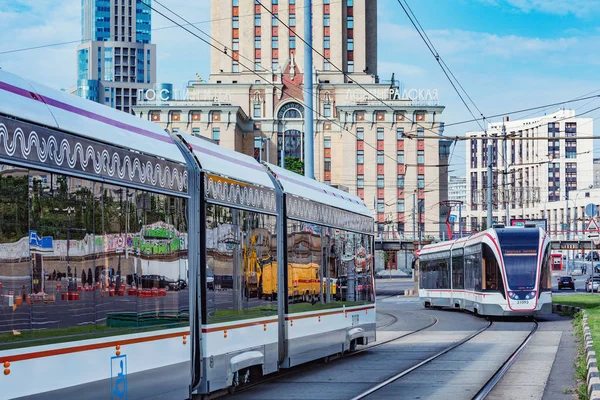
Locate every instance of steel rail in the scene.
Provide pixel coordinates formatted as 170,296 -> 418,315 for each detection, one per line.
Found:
349,320 -> 494,400
471,320 -> 539,400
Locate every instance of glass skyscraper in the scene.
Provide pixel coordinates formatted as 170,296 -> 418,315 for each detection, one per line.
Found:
76,0 -> 156,114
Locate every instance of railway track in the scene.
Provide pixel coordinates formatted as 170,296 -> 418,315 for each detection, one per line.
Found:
349,319 -> 539,400
220,308 -> 439,399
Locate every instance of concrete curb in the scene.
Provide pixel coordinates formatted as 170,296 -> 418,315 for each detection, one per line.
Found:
553,304 -> 600,400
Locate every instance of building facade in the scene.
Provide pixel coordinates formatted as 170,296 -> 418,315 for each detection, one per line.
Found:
77,0 -> 157,113
133,0 -> 450,240
465,109 -> 594,236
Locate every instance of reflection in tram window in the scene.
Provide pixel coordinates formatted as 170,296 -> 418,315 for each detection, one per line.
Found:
205,204 -> 277,324
0,166 -> 189,348
286,221 -> 374,313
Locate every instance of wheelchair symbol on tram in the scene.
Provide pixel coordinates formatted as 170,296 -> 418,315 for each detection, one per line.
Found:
111,355 -> 128,399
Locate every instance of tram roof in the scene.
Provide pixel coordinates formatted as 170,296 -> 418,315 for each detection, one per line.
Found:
266,163 -> 372,217
0,70 -> 186,163
181,133 -> 276,189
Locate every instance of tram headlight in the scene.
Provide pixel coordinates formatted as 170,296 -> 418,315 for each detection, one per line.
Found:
508,291 -> 515,299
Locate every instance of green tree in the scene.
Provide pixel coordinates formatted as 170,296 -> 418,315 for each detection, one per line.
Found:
285,157 -> 304,175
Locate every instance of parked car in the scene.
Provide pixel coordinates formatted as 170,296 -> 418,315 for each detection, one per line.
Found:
557,276 -> 575,290
586,277 -> 600,292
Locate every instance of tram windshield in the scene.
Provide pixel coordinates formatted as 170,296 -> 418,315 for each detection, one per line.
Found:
497,229 -> 539,290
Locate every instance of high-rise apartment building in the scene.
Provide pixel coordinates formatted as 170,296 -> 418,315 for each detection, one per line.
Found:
134,0 -> 450,240
210,0 -> 377,84
77,0 -> 156,113
465,109 -> 594,235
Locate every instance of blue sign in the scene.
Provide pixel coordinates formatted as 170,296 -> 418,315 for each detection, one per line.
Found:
29,231 -> 53,249
111,355 -> 128,400
449,215 -> 457,223
586,204 -> 598,218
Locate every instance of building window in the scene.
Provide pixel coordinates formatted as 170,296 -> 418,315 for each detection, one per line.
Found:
324,59 -> 330,71
253,103 -> 261,118
272,14 -> 278,26
289,14 -> 296,26
397,127 -> 404,140
290,0 -> 295,3
324,14 -> 330,27
232,38 -> 239,51
418,174 -> 424,189
212,127 -> 220,142
377,151 -> 384,164
357,150 -> 364,164
348,61 -> 354,73
233,0 -> 239,5
324,157 -> 331,171
397,150 -> 404,164
255,37 -> 261,49
357,127 -> 364,140
272,59 -> 279,71
290,36 -> 296,49
192,127 -> 200,136
347,38 -> 354,51
255,60 -> 261,71
323,103 -> 331,117
377,199 -> 384,213
397,174 -> 404,189
255,14 -> 261,27
347,0 -> 353,5
397,199 -> 405,213
324,136 -> 331,148
377,175 -> 384,189
324,36 -> 330,49
272,36 -> 278,48
347,16 -> 354,29
233,16 -> 239,29
417,127 -> 424,138
357,175 -> 364,189
417,150 -> 424,164
232,61 -> 239,72
377,127 -> 384,140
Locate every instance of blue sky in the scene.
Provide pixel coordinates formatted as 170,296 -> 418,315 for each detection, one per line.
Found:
0,0 -> 599,176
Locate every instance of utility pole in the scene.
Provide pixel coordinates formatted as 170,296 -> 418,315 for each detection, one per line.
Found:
487,141 -> 493,229
303,0 -> 314,179
566,192 -> 570,240
412,191 -> 416,243
502,120 -> 509,224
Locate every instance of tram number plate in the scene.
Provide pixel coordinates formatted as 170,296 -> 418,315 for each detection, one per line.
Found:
352,315 -> 359,326
515,300 -> 530,305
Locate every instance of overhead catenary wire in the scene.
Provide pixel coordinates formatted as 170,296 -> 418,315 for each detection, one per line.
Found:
150,0 -> 459,170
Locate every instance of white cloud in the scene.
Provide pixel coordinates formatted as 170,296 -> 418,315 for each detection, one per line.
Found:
476,0 -> 600,17
0,0 -> 211,90
378,22 -> 599,64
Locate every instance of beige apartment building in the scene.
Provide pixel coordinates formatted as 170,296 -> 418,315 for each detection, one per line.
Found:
133,0 -> 450,239
465,109 -> 595,237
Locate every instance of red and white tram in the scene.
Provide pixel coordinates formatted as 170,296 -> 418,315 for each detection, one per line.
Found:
418,226 -> 552,316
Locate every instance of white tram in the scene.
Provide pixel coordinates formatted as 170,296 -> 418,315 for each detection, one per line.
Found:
418,227 -> 552,316
0,70 -> 375,399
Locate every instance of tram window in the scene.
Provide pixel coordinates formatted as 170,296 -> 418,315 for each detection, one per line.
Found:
464,246 -> 482,291
452,254 -> 464,289
540,248 -> 552,292
206,205 -> 278,323
482,244 -> 503,294
286,222 -> 374,313
0,168 -> 190,348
